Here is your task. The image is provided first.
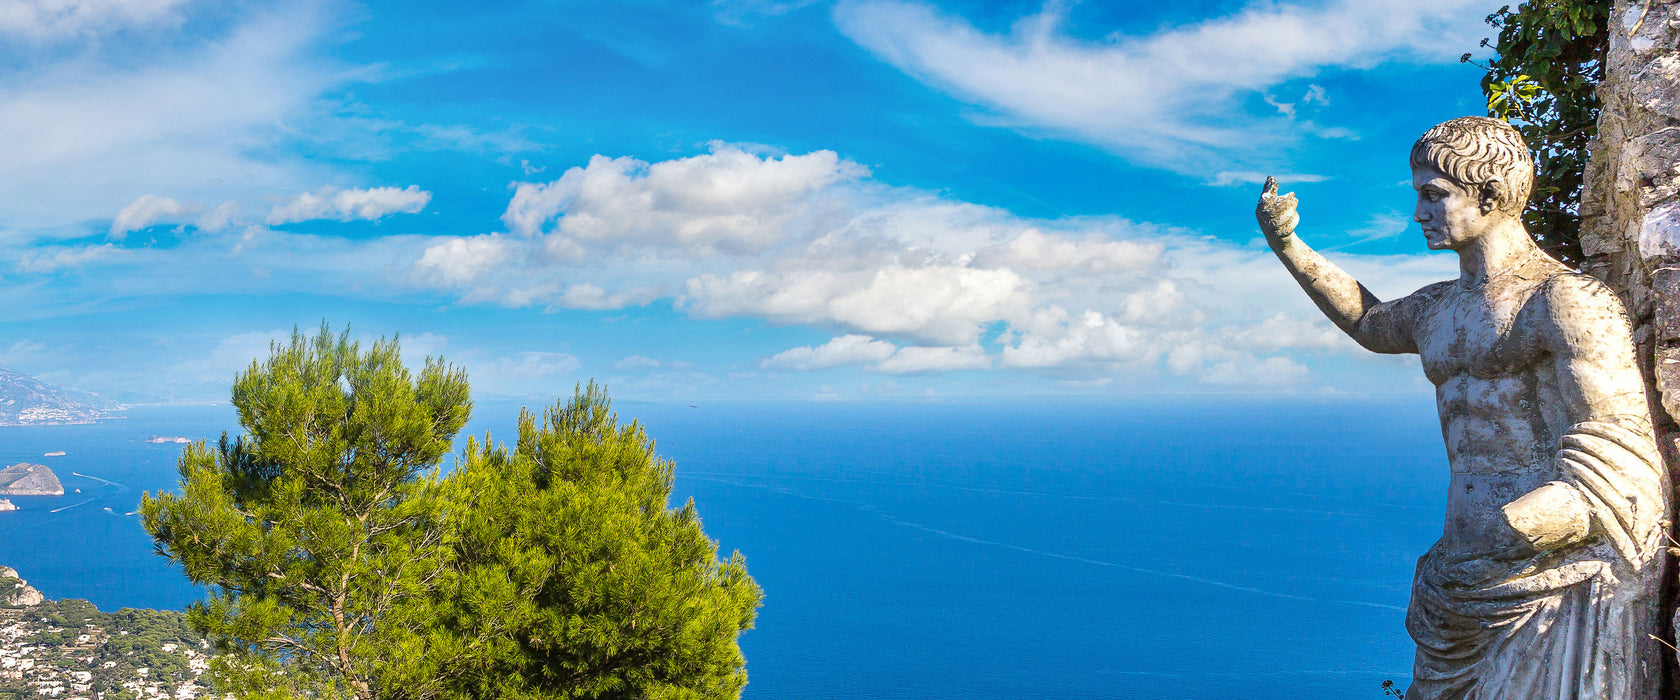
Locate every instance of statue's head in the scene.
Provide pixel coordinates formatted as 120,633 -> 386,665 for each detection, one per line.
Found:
1409,117 -> 1534,250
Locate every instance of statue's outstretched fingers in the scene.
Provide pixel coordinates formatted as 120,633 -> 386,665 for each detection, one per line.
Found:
1263,176 -> 1279,198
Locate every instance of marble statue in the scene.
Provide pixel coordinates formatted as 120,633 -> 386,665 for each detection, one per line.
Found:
1256,116 -> 1671,699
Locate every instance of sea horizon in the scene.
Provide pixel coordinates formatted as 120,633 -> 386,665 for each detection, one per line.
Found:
0,397 -> 1443,699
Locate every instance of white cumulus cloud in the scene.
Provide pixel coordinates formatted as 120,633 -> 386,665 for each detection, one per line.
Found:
761,335 -> 898,370
502,142 -> 868,257
761,334 -> 992,375
414,234 -> 509,287
874,344 -> 991,374
971,229 -> 1162,274
268,185 -> 432,225
404,143 -> 1456,387
110,194 -> 197,239
687,265 -> 1029,346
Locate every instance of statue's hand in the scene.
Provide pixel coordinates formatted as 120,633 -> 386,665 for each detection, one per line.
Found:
1501,481 -> 1592,553
1256,176 -> 1299,247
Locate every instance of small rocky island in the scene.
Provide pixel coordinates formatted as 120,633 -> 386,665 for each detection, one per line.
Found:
0,500 -> 14,513
0,464 -> 64,497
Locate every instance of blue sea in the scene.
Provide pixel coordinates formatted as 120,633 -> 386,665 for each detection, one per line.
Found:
0,398 -> 1448,699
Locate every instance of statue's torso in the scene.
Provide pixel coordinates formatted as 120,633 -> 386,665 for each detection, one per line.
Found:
1413,264 -> 1567,558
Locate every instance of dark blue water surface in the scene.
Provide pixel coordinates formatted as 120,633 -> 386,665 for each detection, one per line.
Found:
0,398 -> 1449,699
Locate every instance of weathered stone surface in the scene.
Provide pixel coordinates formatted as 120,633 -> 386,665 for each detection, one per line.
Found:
1582,0 -> 1680,428
0,464 -> 63,497
1260,117 -> 1669,699
1577,4 -> 1680,695
1656,268 -> 1680,427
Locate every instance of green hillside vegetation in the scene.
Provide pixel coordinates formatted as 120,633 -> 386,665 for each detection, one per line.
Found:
0,599 -> 211,700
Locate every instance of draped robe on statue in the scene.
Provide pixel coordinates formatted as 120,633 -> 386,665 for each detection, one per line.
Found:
1405,419 -> 1669,699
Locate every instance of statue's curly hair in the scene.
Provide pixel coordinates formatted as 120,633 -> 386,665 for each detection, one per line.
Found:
1410,117 -> 1534,216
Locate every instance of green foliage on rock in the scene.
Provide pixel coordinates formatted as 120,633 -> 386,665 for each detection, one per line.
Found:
431,383 -> 762,700
141,325 -> 473,700
0,577 -> 22,609
1466,0 -> 1610,266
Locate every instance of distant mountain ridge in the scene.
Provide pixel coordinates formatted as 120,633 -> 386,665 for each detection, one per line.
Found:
0,365 -> 119,426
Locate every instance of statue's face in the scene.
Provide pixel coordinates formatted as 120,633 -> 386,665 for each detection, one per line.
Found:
1412,165 -> 1490,251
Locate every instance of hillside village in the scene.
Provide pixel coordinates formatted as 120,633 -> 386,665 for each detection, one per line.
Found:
0,569 -> 213,700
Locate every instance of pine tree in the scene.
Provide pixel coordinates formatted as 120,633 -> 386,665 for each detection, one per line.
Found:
432,382 -> 762,700
142,329 -> 759,700
140,326 -> 472,700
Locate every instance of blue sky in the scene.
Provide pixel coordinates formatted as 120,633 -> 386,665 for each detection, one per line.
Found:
0,0 -> 1500,403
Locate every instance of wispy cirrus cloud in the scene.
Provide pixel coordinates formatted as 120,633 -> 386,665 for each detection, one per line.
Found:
711,0 -> 823,27
0,5 -> 340,230
16,243 -> 126,273
831,0 -> 1488,177
0,0 -> 192,40
0,2 -> 508,239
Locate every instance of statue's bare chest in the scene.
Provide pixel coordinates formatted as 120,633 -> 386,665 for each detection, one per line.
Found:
1415,281 -> 1546,385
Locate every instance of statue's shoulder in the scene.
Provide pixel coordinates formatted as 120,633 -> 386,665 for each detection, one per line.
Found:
1404,280 -> 1455,306
1527,268 -> 1636,334
1534,268 -> 1626,311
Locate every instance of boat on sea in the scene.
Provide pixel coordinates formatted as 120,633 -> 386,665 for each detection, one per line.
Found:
42,451 -> 65,457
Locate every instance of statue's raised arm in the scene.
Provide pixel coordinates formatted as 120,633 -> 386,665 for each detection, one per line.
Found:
1262,116 -> 1670,700
1255,177 -> 1419,354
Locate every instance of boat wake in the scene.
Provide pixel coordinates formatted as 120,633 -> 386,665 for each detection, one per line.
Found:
49,499 -> 96,514
684,473 -> 1407,613
870,511 -> 1405,612
71,472 -> 127,489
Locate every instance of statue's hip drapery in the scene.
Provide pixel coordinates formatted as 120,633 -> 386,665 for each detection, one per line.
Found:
1404,420 -> 1670,700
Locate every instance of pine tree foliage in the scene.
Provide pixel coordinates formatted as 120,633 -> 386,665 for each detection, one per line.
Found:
141,329 -> 758,700
140,326 -> 472,700
433,382 -> 761,700
1467,0 -> 1610,266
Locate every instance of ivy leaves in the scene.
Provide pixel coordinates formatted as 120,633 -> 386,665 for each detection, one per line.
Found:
1464,0 -> 1610,267
1488,75 -> 1544,121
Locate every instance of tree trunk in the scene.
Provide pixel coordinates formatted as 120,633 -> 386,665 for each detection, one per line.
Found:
1578,0 -> 1680,695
